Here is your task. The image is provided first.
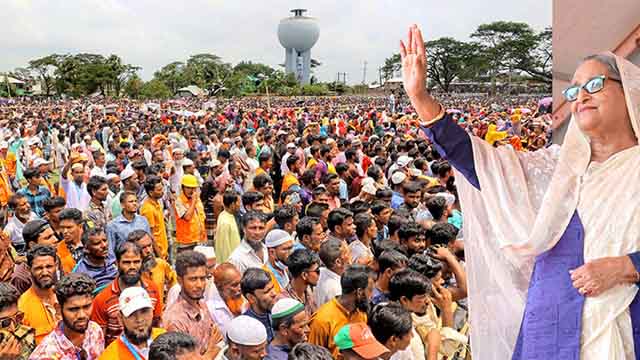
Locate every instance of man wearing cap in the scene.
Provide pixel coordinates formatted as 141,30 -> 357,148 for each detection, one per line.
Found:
265,298 -> 310,360
262,229 -> 294,294
390,172 -> 407,210
111,167 -> 140,218
175,174 -> 206,252
334,323 -> 389,360
34,157 -> 57,197
163,251 -> 224,358
223,315 -> 268,360
98,286 -> 166,360
280,143 -> 297,175
17,167 -> 51,218
60,156 -> 91,211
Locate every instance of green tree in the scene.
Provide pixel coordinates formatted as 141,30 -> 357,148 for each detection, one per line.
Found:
425,37 -> 480,92
140,79 -> 171,99
28,55 -> 60,96
381,54 -> 401,81
154,61 -> 188,94
124,74 -> 144,98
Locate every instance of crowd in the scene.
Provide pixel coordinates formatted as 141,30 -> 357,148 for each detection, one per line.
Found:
0,92 -> 551,360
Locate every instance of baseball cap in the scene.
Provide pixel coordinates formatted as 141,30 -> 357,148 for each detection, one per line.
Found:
334,323 -> 389,359
119,286 -> 153,317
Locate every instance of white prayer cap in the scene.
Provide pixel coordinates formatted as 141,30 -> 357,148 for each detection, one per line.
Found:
362,182 -> 377,195
172,147 -> 184,154
391,172 -> 407,185
106,173 -> 119,181
272,298 -> 304,320
396,155 -> 413,168
71,162 -> 84,171
182,158 -> 194,167
33,158 -> 51,168
28,138 -> 39,146
120,167 -> 135,181
194,245 -> 216,260
227,315 -> 267,346
0,141 -> 8,149
264,229 -> 293,248
409,168 -> 422,177
435,192 -> 456,206
286,143 -> 296,149
209,159 -> 222,168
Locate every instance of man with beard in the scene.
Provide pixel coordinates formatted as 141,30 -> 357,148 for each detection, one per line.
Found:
223,315 -> 268,360
3,194 -> 37,254
175,175 -> 206,253
111,168 -> 140,218
262,229 -> 294,294
308,265 -> 372,358
397,182 -> 422,223
57,208 -> 84,274
18,245 -> 61,344
127,230 -> 176,305
98,287 -> 166,360
140,176 -> 169,260
241,268 -> 277,343
266,298 -> 310,360
60,159 -> 90,211
209,263 -> 248,337
163,251 -> 224,358
29,273 -> 105,359
73,226 -> 118,291
91,241 -> 163,346
228,211 -> 268,275
85,175 -> 112,229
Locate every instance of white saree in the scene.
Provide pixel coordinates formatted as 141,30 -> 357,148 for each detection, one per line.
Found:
457,54 -> 640,359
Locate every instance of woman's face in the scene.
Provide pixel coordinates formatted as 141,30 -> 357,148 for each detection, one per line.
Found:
570,60 -> 630,138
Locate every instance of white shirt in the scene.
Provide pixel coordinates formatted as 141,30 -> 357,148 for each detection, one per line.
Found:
206,286 -> 240,338
60,177 -> 91,211
314,267 -> 342,307
89,166 -> 107,178
227,241 -> 268,275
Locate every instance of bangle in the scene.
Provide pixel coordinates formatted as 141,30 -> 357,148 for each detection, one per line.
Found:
420,103 -> 446,127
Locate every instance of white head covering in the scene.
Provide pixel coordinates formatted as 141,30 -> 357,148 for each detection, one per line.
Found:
194,245 -> 216,260
264,229 -> 293,248
457,53 -> 640,359
119,287 -> 153,317
227,315 -> 267,346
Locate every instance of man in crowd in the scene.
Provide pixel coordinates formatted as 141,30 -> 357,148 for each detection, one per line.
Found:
215,190 -> 242,263
140,175 -> 169,260
309,265 -> 372,358
334,322 -> 390,360
280,248 -> 319,317
29,273 -> 105,359
210,263 -> 247,337
43,196 -> 66,239
127,230 -> 176,305
266,298 -> 310,360
228,211 -> 268,274
98,287 -> 166,359
60,160 -> 90,211
17,167 -> 51,218
18,244 -> 60,344
4,194 -> 37,254
57,208 -> 84,274
241,268 -> 277,343
315,238 -> 351,306
91,241 -> 163,345
0,282 -> 35,358
106,191 -> 151,260
326,208 -> 355,243
73,226 -> 118,291
263,229 -> 294,293
223,315 -> 268,360
372,250 -> 408,305
85,175 -> 111,229
148,331 -> 201,360
175,174 -> 206,252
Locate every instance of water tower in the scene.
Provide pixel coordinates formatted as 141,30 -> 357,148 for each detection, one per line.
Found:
277,9 -> 320,85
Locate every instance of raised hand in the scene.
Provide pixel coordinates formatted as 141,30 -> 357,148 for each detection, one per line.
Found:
400,24 -> 428,100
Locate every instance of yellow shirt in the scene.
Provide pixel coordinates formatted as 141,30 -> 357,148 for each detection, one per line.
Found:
214,210 -> 241,263
281,173 -> 300,194
140,198 -> 168,259
306,158 -> 318,170
18,287 -> 59,344
143,258 -> 177,305
308,297 -> 367,358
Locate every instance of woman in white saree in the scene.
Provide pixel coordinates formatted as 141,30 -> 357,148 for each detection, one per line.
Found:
400,25 -> 640,359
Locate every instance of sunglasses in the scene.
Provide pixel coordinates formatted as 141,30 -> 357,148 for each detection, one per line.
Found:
562,75 -> 621,102
305,267 -> 321,275
0,311 -> 23,328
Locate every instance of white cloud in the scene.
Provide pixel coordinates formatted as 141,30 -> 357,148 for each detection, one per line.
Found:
1,0 -> 550,84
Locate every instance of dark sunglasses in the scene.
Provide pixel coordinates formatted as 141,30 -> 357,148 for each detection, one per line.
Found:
0,311 -> 23,328
305,267 -> 321,275
562,75 -> 621,102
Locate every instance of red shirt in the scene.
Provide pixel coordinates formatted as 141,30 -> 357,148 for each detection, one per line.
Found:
91,277 -> 163,346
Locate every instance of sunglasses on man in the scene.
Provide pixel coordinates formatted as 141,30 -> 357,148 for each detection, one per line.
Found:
562,75 -> 622,102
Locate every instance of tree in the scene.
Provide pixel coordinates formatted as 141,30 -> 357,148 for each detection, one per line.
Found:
425,37 -> 479,92
28,55 -> 59,96
140,79 -> 171,99
471,21 -> 550,84
124,74 -> 144,98
154,61 -> 187,94
381,54 -> 401,81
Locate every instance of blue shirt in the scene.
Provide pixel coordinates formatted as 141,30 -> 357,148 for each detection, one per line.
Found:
73,257 -> 118,292
243,308 -> 274,343
391,191 -> 404,210
105,214 -> 150,261
17,186 -> 51,218
265,344 -> 290,360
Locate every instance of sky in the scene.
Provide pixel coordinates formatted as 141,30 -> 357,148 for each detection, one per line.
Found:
1,0 -> 551,85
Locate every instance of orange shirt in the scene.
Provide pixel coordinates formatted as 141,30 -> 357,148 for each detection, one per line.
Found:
174,193 -> 206,246
142,258 -> 177,305
0,170 -> 12,206
56,240 -> 76,274
281,173 -> 300,194
97,328 -> 166,360
18,287 -> 59,344
139,198 -> 168,259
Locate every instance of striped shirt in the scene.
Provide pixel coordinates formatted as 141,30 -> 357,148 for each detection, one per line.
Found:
17,186 -> 51,217
90,277 -> 163,346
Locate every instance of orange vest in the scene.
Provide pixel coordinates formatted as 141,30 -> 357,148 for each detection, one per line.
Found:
0,171 -> 12,207
175,193 -> 206,245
